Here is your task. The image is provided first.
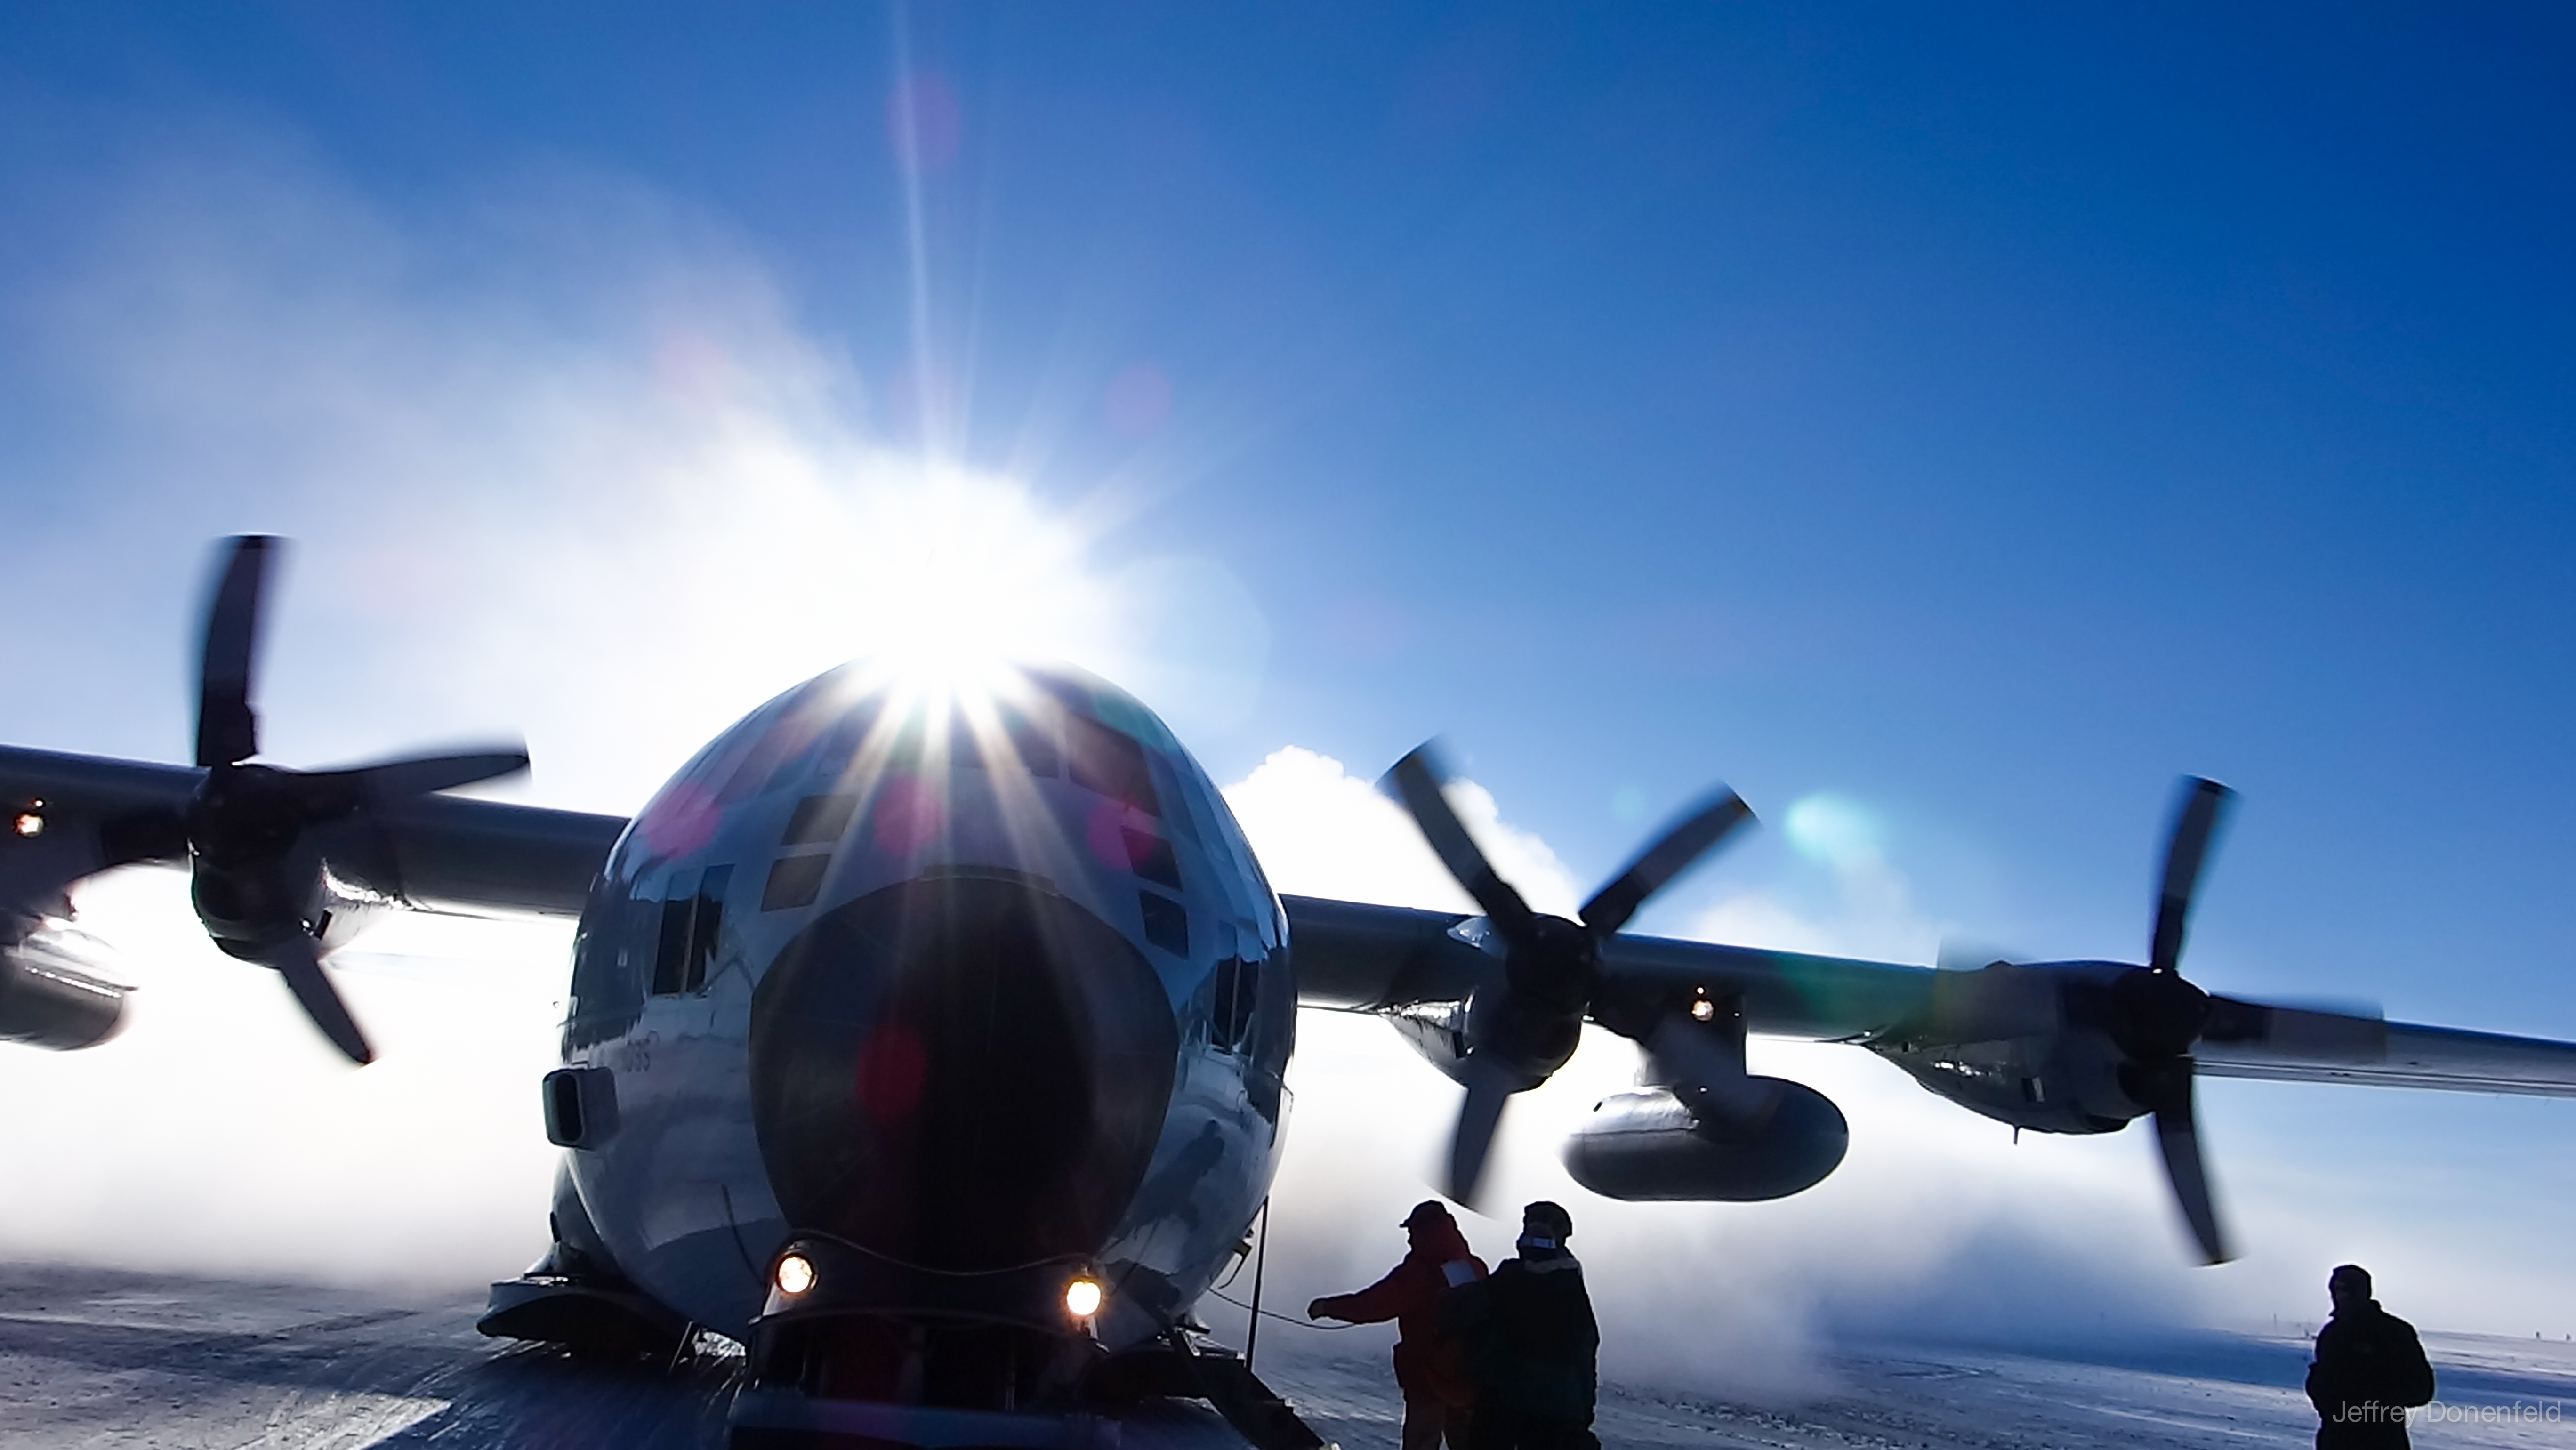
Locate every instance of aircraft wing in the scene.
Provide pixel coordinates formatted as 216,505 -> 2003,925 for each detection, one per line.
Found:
1283,895 -> 2576,1096
0,744 -> 625,920
1284,894 -> 1937,1037
2195,1018 -> 2576,1097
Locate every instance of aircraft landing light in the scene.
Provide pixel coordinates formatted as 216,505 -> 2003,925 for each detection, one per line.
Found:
13,811 -> 40,836
774,1253 -> 816,1297
1063,1275 -> 1103,1320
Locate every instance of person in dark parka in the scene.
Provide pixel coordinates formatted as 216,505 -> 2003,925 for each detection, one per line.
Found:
1308,1200 -> 1489,1450
2308,1264 -> 2435,1449
1448,1200 -> 1599,1450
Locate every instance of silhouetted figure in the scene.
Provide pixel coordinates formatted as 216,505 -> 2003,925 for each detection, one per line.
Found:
1308,1200 -> 1488,1450
1449,1200 -> 1599,1450
2307,1264 -> 2435,1449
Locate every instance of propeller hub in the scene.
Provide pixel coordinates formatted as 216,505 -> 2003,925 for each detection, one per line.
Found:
1379,739 -> 1757,1203
187,764 -> 316,870
1505,915 -> 1599,1010
2106,967 -> 2212,1062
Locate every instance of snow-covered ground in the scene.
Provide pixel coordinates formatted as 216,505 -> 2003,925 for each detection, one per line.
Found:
3,1264 -> 2569,1448
1260,1329 -> 2576,1450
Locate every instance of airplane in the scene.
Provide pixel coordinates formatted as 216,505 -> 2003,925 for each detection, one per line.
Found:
4,534 -> 2575,1450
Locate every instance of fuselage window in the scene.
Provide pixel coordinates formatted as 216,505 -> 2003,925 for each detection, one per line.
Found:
1212,955 -> 1258,1051
648,866 -> 732,994
1066,712 -> 1159,816
783,794 -> 858,846
685,865 -> 731,992
1146,754 -> 1204,846
999,704 -> 1061,776
1138,889 -> 1188,957
1124,827 -> 1183,891
651,870 -> 698,996
762,854 -> 830,912
811,701 -> 886,781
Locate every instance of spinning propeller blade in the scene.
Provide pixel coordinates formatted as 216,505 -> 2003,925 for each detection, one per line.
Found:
1445,1056 -> 1517,1205
1381,741 -> 1756,1206
175,535 -> 532,1066
2133,778 -> 2235,1260
318,750 -> 531,806
2150,778 -> 2232,976
1383,743 -> 1537,940
1580,788 -> 1755,936
197,534 -> 276,769
2137,1057 -> 2228,1264
264,931 -> 375,1066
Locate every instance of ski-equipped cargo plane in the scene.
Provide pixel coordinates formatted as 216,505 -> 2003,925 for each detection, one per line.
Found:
4,535 -> 2573,1448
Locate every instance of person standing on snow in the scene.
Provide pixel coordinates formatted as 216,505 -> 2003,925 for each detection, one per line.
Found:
1447,1200 -> 1599,1450
2308,1264 -> 2435,1449
1307,1199 -> 1489,1450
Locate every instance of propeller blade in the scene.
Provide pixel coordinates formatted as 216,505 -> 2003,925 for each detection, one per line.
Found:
2146,1060 -> 2230,1264
2200,994 -> 2388,1059
1382,743 -> 1538,940
1444,1055 -> 1516,1206
262,931 -> 375,1065
2149,777 -> 2234,975
318,747 -> 532,807
1579,787 -> 1754,936
197,535 -> 280,768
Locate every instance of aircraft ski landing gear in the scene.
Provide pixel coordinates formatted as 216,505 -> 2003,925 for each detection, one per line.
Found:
478,1238 -> 693,1361
479,1170 -> 695,1361
1086,1333 -> 1326,1450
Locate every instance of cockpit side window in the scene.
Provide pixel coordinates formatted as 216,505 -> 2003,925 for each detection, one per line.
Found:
651,870 -> 698,996
783,794 -> 859,845
996,703 -> 1061,777
811,699 -> 888,781
1065,712 -> 1159,815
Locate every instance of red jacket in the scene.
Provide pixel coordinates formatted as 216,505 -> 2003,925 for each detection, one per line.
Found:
1312,1220 -> 1489,1402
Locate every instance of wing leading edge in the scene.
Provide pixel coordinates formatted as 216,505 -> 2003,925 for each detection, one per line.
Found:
0,743 -> 623,922
2196,1021 -> 2576,1096
1281,894 -> 2576,1099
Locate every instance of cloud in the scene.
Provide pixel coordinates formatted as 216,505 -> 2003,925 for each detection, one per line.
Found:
1222,746 -> 1581,915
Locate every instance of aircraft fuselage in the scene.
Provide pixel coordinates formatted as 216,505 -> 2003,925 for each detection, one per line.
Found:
552,660 -> 1295,1353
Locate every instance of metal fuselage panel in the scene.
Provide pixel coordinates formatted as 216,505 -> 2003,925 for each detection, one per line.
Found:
557,661 -> 1294,1347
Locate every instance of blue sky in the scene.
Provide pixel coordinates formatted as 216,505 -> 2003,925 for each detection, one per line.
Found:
1,3 -> 2573,1348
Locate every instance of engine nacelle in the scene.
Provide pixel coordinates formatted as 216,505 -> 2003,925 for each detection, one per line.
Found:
0,923 -> 130,1051
1562,1081 -> 1848,1202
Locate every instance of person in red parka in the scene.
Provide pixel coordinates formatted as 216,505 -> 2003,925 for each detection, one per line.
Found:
1308,1200 -> 1489,1450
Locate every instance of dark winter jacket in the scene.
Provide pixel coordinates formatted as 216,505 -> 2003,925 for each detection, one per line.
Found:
2308,1301 -> 2434,1449
1311,1219 -> 1488,1402
1448,1249 -> 1600,1424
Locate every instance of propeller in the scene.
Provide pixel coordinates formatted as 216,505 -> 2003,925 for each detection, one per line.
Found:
2103,776 -> 2235,1264
1381,742 -> 1756,1204
178,536 -> 530,1063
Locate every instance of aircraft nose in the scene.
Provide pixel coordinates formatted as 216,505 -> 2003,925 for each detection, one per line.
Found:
748,875 -> 1180,1273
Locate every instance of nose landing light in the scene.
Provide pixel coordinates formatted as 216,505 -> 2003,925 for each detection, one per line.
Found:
774,1253 -> 817,1297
